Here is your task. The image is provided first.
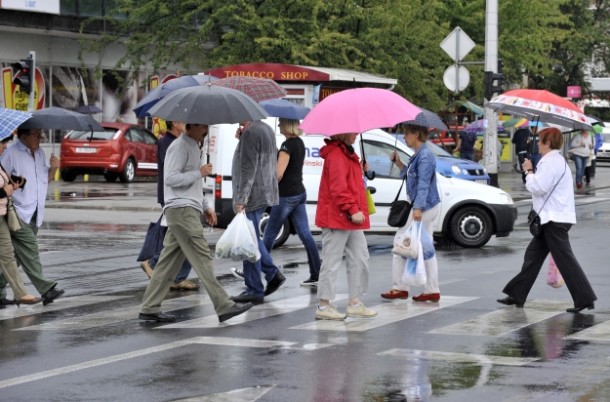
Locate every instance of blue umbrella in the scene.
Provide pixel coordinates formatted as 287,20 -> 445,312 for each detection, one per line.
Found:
259,99 -> 310,119
0,108 -> 32,140
133,74 -> 218,117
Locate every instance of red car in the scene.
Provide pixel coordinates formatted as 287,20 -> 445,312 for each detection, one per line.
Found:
60,122 -> 158,183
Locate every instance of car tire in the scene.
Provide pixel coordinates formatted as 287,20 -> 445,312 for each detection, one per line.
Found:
104,172 -> 118,182
259,212 -> 291,248
60,169 -> 77,182
119,159 -> 136,183
449,206 -> 493,248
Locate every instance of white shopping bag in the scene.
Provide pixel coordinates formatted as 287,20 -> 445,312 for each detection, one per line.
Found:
392,221 -> 421,259
402,241 -> 426,287
215,212 -> 261,263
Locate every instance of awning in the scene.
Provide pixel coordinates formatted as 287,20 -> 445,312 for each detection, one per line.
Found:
462,101 -> 484,116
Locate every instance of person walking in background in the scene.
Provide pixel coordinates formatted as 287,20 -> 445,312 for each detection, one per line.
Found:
498,128 -> 596,313
230,120 -> 285,305
381,124 -> 441,303
315,133 -> 376,321
584,129 -> 602,186
454,129 -> 477,161
139,120 -> 199,291
569,130 -> 593,190
0,128 -> 64,306
139,123 -> 253,323
0,135 -> 41,307
262,118 -> 320,287
512,126 -> 531,184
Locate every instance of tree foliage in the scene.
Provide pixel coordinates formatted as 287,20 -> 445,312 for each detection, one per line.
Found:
82,0 -> 610,111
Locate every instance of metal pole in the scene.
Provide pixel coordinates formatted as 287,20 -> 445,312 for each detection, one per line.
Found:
28,51 -> 36,112
483,0 -> 499,187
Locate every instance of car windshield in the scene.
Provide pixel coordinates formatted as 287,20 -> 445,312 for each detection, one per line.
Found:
602,133 -> 610,143
65,128 -> 116,141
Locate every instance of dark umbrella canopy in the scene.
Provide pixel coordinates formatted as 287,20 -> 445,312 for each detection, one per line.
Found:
401,108 -> 448,131
259,99 -> 310,120
73,104 -> 102,115
19,107 -> 103,131
133,74 -> 218,117
147,84 -> 268,125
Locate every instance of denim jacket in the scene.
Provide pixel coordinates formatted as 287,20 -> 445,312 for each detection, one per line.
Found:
401,142 -> 440,211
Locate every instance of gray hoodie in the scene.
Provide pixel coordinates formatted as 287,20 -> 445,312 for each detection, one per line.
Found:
232,121 -> 279,212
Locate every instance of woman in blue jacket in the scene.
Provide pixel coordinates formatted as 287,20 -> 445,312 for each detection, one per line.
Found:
381,124 -> 442,302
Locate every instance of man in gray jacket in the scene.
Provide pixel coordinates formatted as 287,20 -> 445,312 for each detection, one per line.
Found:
139,123 -> 253,322
230,120 -> 285,305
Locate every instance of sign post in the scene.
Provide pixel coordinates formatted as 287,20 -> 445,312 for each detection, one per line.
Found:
440,27 -> 475,93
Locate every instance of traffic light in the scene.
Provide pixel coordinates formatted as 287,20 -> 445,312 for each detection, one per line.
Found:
12,56 -> 34,95
483,70 -> 503,100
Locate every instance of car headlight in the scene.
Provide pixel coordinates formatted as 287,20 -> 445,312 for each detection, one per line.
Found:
451,165 -> 462,175
500,192 -> 513,204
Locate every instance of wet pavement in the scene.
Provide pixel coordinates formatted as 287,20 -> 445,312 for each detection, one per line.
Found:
2,165 -> 610,401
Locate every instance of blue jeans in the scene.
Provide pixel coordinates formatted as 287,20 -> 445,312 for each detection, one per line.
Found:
572,155 -> 588,185
243,207 -> 281,296
262,192 -> 320,279
150,225 -> 191,283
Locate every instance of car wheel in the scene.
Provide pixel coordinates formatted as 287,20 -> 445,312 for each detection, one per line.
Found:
449,206 -> 493,248
120,159 -> 136,183
259,212 -> 291,248
60,169 -> 76,182
104,172 -> 118,182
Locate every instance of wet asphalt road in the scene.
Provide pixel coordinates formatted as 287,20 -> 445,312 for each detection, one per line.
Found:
2,171 -> 610,401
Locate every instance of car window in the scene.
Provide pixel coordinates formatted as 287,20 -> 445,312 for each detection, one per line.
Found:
66,128 -> 115,141
139,128 -> 158,145
362,140 -> 410,179
127,128 -> 146,143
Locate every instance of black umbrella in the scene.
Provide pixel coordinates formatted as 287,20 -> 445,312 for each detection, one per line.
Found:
73,104 -> 102,115
19,107 -> 104,131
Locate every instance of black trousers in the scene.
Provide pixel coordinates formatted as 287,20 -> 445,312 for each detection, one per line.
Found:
503,221 -> 597,308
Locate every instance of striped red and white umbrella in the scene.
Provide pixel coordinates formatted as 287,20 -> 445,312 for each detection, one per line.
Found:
487,89 -> 591,131
211,76 -> 287,102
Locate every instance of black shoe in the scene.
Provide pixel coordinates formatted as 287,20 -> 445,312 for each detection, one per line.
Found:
497,296 -> 524,308
139,312 -> 176,322
264,271 -> 286,296
0,298 -> 15,308
230,292 -> 264,305
566,303 -> 594,313
218,302 -> 254,322
42,287 -> 65,306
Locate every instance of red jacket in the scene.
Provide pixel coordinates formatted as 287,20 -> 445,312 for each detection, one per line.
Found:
315,139 -> 370,230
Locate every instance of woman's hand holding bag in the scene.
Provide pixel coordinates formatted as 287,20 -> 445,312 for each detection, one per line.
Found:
215,212 -> 261,263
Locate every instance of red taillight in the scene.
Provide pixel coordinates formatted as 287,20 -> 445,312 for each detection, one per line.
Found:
214,175 -> 221,199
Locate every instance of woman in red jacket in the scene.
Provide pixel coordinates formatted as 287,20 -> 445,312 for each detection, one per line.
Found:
314,133 -> 377,320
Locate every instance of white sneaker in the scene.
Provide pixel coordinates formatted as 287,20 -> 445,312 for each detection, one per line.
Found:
315,305 -> 346,321
230,267 -> 245,279
346,303 -> 377,318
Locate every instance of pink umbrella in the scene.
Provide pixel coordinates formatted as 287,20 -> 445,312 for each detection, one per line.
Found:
299,88 -> 421,135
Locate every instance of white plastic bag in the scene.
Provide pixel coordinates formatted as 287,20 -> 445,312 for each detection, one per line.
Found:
392,221 -> 421,259
402,241 -> 427,286
215,212 -> 261,263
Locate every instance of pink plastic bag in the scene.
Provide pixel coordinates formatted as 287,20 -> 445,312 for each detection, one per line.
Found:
546,255 -> 565,288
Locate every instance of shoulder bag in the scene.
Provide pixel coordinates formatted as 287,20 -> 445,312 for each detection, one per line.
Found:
527,163 -> 567,238
0,164 -> 22,232
387,177 -> 412,228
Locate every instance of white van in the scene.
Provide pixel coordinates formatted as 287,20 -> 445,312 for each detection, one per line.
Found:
595,125 -> 610,162
203,119 -> 517,248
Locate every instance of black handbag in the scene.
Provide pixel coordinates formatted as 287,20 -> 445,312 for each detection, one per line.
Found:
387,178 -> 412,228
137,214 -> 167,262
527,163 -> 566,238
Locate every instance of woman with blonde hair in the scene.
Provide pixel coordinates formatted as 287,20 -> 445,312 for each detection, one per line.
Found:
262,118 -> 320,286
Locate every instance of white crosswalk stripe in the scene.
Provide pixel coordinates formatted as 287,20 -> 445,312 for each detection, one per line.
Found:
430,299 -> 571,337
290,296 -> 476,332
377,348 -> 539,366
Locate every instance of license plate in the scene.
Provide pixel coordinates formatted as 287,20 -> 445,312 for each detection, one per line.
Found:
475,179 -> 488,184
75,147 -> 97,154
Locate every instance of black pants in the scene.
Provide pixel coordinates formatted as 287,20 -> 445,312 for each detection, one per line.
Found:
503,221 -> 597,308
